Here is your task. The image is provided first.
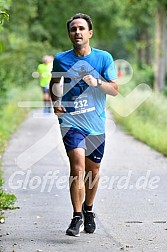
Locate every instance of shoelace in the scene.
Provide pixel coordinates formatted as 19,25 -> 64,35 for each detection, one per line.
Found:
85,212 -> 95,224
69,217 -> 81,228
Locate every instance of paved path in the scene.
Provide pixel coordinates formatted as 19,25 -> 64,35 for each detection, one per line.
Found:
0,110 -> 167,252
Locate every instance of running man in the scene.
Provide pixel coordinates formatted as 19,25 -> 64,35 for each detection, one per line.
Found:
49,13 -> 118,237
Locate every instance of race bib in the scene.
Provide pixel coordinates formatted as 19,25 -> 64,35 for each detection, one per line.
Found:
70,93 -> 95,115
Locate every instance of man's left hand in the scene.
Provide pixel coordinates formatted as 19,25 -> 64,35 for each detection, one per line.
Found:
83,75 -> 97,87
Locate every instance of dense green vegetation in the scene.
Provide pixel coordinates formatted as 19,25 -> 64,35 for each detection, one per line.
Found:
107,76 -> 167,155
0,0 -> 167,213
0,0 -> 166,99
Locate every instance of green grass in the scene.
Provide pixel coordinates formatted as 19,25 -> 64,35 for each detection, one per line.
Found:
0,181 -> 17,220
107,87 -> 167,156
0,83 -> 42,153
0,189 -> 17,210
0,82 -> 42,216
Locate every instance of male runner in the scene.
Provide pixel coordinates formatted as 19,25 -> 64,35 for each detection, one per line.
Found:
49,13 -> 118,237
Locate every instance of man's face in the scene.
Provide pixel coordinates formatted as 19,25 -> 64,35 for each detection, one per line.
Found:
68,18 -> 93,47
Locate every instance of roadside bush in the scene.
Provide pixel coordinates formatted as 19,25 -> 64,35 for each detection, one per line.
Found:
108,66 -> 167,156
0,39 -> 55,106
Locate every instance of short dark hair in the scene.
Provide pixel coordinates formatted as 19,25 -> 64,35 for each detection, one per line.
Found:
66,13 -> 93,32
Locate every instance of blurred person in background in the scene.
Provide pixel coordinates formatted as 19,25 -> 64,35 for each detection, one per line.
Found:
37,55 -> 53,113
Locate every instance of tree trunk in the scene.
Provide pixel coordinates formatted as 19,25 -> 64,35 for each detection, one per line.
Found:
145,30 -> 151,66
136,29 -> 145,68
153,4 -> 167,91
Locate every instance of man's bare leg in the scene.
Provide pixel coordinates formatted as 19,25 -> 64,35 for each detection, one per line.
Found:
84,157 -> 100,206
68,148 -> 85,212
82,157 -> 100,233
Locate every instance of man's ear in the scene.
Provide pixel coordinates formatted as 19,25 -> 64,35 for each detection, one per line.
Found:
89,30 -> 93,39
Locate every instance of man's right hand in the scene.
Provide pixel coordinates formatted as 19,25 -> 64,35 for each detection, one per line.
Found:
53,102 -> 66,116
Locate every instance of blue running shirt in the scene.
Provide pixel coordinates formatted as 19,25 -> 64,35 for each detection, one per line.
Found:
52,48 -> 117,135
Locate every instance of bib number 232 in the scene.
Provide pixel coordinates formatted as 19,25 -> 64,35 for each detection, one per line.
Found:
70,95 -> 95,115
74,99 -> 88,109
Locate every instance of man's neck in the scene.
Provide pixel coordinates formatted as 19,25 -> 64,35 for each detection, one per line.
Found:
73,45 -> 91,57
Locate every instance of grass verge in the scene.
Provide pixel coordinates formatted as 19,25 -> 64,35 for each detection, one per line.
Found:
107,88 -> 167,156
0,83 -> 42,218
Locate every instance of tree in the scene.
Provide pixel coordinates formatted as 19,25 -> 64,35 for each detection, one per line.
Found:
1,0 -> 167,92
124,0 -> 156,67
153,2 -> 167,91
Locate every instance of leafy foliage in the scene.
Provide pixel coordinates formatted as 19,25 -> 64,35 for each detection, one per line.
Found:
0,1 -> 162,82
108,76 -> 167,155
0,0 -> 11,26
0,10 -> 9,24
0,190 -> 17,210
0,169 -> 16,210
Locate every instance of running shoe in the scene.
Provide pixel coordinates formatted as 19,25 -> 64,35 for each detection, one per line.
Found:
82,205 -> 96,233
66,216 -> 84,237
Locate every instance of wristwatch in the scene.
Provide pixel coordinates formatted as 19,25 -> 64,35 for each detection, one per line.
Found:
53,100 -> 61,108
96,78 -> 102,87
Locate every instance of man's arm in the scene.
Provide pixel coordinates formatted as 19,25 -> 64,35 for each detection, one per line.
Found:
98,79 -> 118,96
49,77 -> 66,115
83,75 -> 119,96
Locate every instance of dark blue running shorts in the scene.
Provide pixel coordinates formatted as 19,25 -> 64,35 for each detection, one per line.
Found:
61,127 -> 105,163
41,86 -> 49,94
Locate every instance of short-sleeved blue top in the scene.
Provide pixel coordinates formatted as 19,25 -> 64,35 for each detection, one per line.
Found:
52,48 -> 116,135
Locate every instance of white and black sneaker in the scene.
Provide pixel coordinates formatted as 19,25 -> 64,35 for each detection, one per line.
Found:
66,216 -> 84,237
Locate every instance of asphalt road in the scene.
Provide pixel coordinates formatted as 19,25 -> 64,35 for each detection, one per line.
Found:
0,109 -> 167,252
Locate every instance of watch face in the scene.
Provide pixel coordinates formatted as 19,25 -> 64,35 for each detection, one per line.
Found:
98,79 -> 102,85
